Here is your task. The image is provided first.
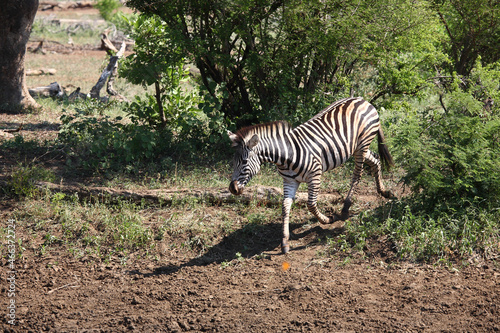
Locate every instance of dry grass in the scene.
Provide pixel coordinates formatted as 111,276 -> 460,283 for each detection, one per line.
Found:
25,47 -> 146,100
27,4 -> 145,100
26,49 -> 107,92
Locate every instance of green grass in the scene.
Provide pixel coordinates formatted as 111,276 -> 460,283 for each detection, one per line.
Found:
2,189 -> 251,263
2,144 -> 498,265
5,163 -> 56,198
328,198 -> 500,264
31,18 -> 106,46
11,193 -> 154,261
3,109 -> 496,265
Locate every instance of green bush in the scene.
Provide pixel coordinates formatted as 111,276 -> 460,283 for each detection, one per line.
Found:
328,60 -> 500,262
392,61 -> 500,208
58,103 -> 228,174
8,164 -> 55,198
95,0 -> 121,21
58,111 -> 167,171
116,14 -> 228,163
341,199 -> 500,262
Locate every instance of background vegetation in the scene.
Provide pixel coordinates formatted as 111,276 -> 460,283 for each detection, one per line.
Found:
2,0 -> 499,265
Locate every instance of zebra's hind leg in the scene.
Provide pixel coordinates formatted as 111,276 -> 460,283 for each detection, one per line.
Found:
306,178 -> 332,224
305,165 -> 333,224
365,150 -> 394,199
336,150 -> 366,221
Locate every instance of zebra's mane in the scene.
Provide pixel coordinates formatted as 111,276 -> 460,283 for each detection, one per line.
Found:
235,120 -> 291,144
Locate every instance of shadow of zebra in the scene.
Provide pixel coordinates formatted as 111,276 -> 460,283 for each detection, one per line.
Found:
135,219 -> 344,277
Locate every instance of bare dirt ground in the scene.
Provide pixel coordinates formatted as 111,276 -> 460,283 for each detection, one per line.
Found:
1,213 -> 499,332
1,4 -> 500,333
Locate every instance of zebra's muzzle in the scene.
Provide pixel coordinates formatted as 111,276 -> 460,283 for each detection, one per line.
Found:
229,180 -> 243,195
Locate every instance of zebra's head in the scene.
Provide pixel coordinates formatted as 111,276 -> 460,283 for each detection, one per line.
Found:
227,130 -> 261,195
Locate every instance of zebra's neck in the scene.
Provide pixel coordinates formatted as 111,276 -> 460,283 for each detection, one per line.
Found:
249,121 -> 293,167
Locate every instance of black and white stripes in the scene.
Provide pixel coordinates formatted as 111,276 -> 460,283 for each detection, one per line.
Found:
228,97 -> 394,254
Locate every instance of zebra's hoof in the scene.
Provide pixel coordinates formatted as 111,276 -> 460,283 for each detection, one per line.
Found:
281,243 -> 290,254
326,216 -> 337,224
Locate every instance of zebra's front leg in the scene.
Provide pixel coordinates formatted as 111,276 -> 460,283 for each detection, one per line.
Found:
281,180 -> 300,254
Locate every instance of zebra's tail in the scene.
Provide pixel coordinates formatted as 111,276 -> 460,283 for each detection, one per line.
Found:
377,127 -> 394,171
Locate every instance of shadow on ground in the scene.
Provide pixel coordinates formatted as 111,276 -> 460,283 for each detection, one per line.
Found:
133,219 -> 345,277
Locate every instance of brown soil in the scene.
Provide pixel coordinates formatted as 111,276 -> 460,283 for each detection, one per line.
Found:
1,4 -> 499,332
1,226 -> 499,332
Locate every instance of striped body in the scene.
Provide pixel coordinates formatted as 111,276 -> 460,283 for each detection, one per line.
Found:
228,97 -> 394,253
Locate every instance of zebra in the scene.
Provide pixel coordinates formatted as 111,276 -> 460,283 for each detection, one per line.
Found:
227,97 -> 395,254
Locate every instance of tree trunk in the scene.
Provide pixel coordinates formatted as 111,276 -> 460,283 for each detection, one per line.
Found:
0,0 -> 40,112
155,81 -> 167,129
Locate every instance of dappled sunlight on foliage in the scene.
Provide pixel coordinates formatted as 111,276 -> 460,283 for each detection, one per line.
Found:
390,61 -> 500,207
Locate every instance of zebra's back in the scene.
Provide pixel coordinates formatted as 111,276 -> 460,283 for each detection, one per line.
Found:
293,97 -> 380,172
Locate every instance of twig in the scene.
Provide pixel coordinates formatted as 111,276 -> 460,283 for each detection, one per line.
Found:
3,124 -> 23,133
439,94 -> 448,114
47,282 -> 79,294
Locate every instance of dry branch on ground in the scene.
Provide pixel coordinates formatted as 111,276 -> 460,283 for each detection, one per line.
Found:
0,124 -> 23,140
89,40 -> 128,101
39,1 -> 94,11
28,36 -> 128,102
29,82 -> 64,99
32,181 -> 342,207
26,68 -> 57,76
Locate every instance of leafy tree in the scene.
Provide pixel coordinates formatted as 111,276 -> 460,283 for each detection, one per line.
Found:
364,1 -> 448,103
120,15 -> 186,129
429,0 -> 500,76
120,15 -> 227,152
125,0 -> 436,126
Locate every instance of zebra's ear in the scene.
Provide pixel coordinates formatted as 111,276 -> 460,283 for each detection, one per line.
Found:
227,130 -> 239,147
247,134 -> 259,149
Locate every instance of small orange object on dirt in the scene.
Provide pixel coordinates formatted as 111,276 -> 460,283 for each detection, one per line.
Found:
282,261 -> 291,271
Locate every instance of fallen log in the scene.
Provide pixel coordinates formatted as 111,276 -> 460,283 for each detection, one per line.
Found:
0,124 -> 23,140
33,182 -> 284,206
29,82 -> 64,99
40,1 -> 94,11
88,56 -> 120,101
53,40 -> 127,102
33,182 -> 343,207
100,33 -> 129,101
26,68 -> 57,76
50,18 -> 106,26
